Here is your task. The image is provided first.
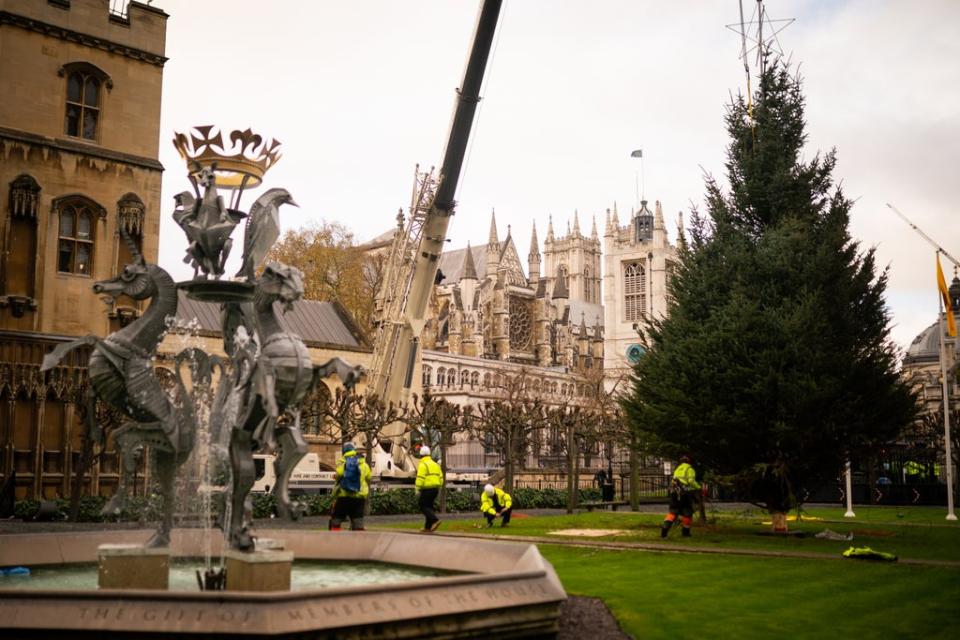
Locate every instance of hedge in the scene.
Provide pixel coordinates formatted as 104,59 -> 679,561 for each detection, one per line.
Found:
13,486 -> 605,522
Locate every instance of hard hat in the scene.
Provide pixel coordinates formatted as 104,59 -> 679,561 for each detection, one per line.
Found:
419,445 -> 431,457
484,484 -> 495,496
342,442 -> 356,454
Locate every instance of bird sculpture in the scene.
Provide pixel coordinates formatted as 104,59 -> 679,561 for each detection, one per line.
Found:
236,188 -> 298,280
173,168 -> 246,278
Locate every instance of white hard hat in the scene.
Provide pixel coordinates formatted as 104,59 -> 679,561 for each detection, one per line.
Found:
484,484 -> 495,496
419,445 -> 431,457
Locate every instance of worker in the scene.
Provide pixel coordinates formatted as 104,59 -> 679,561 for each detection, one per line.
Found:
903,460 -> 924,483
329,442 -> 372,531
416,445 -> 443,532
661,455 -> 700,538
481,483 -> 513,527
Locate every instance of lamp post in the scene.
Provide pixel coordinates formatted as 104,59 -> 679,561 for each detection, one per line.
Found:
844,460 -> 855,518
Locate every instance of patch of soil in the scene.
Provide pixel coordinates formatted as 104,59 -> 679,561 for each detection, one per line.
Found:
558,595 -> 631,640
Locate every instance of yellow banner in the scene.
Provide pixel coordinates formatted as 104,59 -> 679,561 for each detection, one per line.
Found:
937,254 -> 957,337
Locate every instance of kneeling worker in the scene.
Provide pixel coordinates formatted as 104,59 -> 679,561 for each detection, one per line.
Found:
329,442 -> 372,531
481,484 -> 513,527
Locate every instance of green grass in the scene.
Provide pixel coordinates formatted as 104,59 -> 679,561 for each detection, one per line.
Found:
540,544 -> 960,640
380,507 -> 960,562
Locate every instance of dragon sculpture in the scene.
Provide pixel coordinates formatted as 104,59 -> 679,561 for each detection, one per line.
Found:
41,233 -> 198,547
216,262 -> 364,550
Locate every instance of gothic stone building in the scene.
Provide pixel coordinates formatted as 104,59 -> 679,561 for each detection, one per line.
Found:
0,0 -> 168,500
417,207 -> 662,470
603,200 -> 677,380
406,200 -> 679,470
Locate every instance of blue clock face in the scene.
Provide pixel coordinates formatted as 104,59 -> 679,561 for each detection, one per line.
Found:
626,344 -> 645,364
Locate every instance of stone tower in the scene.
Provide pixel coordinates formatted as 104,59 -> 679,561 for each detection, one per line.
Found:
603,200 -> 677,376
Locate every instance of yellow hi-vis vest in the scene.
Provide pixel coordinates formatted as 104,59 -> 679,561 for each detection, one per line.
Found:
416,456 -> 443,489
673,462 -> 701,490
480,487 -> 512,515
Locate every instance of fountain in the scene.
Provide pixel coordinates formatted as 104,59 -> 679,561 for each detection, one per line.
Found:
0,125 -> 565,638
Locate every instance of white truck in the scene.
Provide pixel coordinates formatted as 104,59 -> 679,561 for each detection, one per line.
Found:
252,453 -> 336,495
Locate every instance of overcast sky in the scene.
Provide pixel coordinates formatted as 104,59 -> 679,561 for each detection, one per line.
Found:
152,0 -> 960,352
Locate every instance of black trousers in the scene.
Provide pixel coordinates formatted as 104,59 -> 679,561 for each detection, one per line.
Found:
419,488 -> 439,528
485,506 -> 512,525
668,489 -> 695,519
329,496 -> 366,530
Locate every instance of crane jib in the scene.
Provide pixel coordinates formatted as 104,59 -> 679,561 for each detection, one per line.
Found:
434,0 -> 503,210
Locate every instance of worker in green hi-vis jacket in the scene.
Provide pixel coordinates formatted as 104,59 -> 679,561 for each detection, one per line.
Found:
661,455 -> 701,538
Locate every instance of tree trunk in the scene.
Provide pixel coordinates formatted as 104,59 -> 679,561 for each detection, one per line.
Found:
770,510 -> 788,533
439,444 -> 448,514
565,424 -> 575,513
571,436 -> 580,509
629,433 -> 639,511
364,441 -> 374,516
505,428 -> 514,493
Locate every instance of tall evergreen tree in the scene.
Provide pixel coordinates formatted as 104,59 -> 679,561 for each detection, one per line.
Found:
623,60 -> 917,516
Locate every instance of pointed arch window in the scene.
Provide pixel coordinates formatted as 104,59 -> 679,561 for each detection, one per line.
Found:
54,196 -> 104,276
624,261 -> 646,322
583,266 -> 592,303
60,62 -> 111,142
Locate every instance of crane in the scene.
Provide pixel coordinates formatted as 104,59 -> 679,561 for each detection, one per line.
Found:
366,0 -> 503,476
886,203 -> 960,268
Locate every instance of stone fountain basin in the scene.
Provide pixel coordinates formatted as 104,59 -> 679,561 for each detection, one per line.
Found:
0,528 -> 566,638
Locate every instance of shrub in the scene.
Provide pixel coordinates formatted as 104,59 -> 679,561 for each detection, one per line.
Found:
13,499 -> 40,521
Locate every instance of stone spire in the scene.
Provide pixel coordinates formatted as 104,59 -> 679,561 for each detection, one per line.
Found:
460,242 -> 478,281
486,208 -> 499,275
546,215 -> 555,242
591,215 -> 598,240
572,209 -> 581,236
605,208 -> 612,235
653,200 -> 666,248
528,220 -> 541,284
488,208 -> 499,246
611,202 -> 620,229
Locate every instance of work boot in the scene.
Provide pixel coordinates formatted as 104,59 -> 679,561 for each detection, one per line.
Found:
660,521 -> 672,538
682,527 -> 691,538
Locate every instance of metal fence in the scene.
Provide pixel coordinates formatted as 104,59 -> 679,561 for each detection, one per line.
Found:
513,474 -> 671,500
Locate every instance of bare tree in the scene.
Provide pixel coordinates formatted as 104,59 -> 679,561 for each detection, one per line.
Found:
470,370 -> 547,493
544,405 -> 599,512
320,387 -> 407,462
407,389 -> 468,512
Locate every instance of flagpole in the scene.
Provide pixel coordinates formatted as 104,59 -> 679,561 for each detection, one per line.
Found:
937,254 -> 958,520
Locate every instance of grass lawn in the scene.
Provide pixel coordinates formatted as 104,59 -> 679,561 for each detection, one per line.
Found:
382,506 -> 960,562
541,544 -> 960,639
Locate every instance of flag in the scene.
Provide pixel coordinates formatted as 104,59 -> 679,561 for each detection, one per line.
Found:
937,254 -> 957,337
630,149 -> 643,158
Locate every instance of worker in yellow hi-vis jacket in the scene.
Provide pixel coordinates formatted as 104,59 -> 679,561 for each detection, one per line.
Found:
661,455 -> 700,538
